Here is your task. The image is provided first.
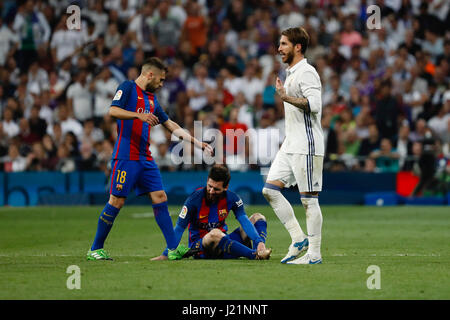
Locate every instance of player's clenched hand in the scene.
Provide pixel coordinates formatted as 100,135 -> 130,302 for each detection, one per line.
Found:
275,77 -> 287,100
150,255 -> 168,261
138,113 -> 159,126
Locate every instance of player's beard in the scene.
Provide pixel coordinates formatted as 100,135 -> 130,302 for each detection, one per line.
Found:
206,192 -> 224,204
145,82 -> 157,92
281,48 -> 295,65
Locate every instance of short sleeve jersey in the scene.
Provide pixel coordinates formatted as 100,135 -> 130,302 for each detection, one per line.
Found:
110,80 -> 169,160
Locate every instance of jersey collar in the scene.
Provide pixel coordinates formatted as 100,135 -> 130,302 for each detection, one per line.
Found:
286,58 -> 307,76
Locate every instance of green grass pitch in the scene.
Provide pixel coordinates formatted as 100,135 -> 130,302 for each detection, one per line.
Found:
0,205 -> 449,300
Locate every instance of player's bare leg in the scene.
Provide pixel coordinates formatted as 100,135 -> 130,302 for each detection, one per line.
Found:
287,191 -> 323,265
262,180 -> 308,263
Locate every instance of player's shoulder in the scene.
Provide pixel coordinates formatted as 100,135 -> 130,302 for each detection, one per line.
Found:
226,190 -> 244,207
119,80 -> 135,89
188,187 -> 206,201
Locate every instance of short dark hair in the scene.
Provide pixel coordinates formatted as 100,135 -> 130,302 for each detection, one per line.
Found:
141,57 -> 168,73
208,164 -> 231,187
281,27 -> 309,54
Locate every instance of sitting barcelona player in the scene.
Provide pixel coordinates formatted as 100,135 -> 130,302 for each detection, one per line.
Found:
151,164 -> 272,260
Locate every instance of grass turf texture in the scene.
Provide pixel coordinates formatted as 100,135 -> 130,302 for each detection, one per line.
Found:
0,205 -> 448,300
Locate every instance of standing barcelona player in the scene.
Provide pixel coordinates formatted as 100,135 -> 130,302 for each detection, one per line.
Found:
87,57 -> 212,261
151,165 -> 272,261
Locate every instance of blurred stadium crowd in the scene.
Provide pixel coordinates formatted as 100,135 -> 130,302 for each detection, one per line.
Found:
0,0 -> 449,190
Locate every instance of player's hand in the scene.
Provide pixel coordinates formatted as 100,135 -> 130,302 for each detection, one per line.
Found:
138,113 -> 159,126
202,142 -> 213,156
257,242 -> 266,254
150,255 -> 168,261
275,77 -> 287,100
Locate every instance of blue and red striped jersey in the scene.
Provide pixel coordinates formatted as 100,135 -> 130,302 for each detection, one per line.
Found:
110,80 -> 169,161
176,187 -> 245,246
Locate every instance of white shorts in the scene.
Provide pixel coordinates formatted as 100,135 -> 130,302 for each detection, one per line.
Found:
266,151 -> 323,192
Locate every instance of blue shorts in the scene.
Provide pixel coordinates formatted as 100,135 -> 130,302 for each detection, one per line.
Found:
109,159 -> 164,197
191,227 -> 251,259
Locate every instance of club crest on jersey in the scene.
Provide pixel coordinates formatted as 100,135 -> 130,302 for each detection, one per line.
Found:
149,100 -> 154,108
179,205 -> 188,218
113,90 -> 122,100
116,184 -> 123,191
218,209 -> 227,218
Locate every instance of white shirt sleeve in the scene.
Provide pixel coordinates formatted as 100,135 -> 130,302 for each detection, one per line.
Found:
299,70 -> 322,114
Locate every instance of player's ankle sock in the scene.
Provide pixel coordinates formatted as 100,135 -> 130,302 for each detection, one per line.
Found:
253,220 -> 267,249
301,195 -> 323,259
218,235 -> 256,260
152,201 -> 177,250
263,184 -> 305,243
91,203 -> 120,251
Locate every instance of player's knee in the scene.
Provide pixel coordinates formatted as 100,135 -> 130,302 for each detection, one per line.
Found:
205,228 -> 225,244
108,195 -> 125,209
262,187 -> 278,201
249,213 -> 266,223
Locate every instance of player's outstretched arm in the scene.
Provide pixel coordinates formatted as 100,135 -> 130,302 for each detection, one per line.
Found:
109,106 -> 160,126
162,119 -> 213,155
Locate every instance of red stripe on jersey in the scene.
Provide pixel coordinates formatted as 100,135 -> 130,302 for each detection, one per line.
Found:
217,197 -> 229,233
109,160 -> 119,194
146,94 -> 155,161
114,120 -> 124,159
130,86 -> 145,160
198,198 -> 210,238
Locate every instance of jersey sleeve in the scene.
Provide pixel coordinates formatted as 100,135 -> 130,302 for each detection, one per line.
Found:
153,96 -> 169,124
110,81 -> 133,109
299,70 -> 322,114
175,192 -> 197,229
229,192 -> 246,218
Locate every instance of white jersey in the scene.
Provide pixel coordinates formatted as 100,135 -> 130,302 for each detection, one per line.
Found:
280,58 -> 324,156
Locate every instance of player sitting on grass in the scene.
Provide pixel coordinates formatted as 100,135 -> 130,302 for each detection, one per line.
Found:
151,165 -> 272,260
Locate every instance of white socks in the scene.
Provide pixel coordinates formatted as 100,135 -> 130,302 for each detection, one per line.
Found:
301,196 -> 323,259
262,187 -> 306,243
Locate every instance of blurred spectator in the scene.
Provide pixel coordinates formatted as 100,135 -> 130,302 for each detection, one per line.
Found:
2,144 -> 27,172
181,1 -> 207,57
428,92 -> 450,143
250,112 -> 281,168
153,0 -> 181,57
2,107 -> 19,138
186,63 -> 217,112
28,105 -> 47,138
0,16 -> 19,67
50,15 -> 85,64
13,0 -> 50,72
48,104 -> 83,139
66,70 -> 93,123
396,123 -> 413,171
153,142 -> 176,172
375,80 -> 398,140
410,118 -> 428,142
77,140 -> 98,171
90,67 -> 119,123
411,131 -> 438,196
369,138 -> 400,173
55,144 -> 75,173
220,107 -> 248,171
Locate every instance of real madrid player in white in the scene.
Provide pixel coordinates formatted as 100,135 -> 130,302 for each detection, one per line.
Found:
262,27 -> 324,264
